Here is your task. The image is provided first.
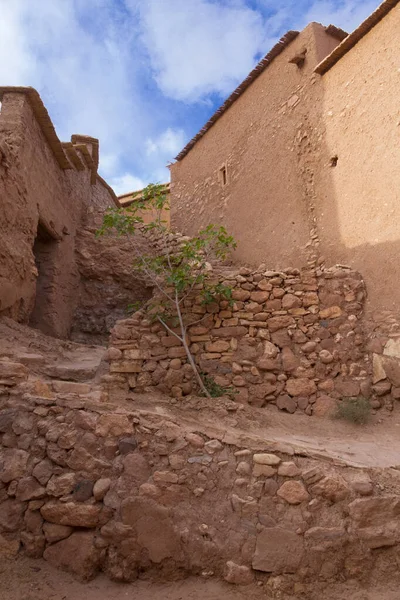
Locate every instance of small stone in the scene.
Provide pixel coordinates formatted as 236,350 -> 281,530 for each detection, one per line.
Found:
373,381 -> 392,396
310,476 -> 349,503
278,462 -> 301,477
169,454 -> 186,470
32,459 -> 54,485
253,464 -> 276,477
204,439 -> 224,454
43,522 -> 73,544
118,437 -> 138,455
236,461 -> 251,476
0,534 -> 20,559
95,414 -> 133,437
319,350 -> 334,364
16,477 -> 46,502
276,395 -> 297,413
286,378 -> 317,397
320,306 -> 342,319
73,480 -> 94,502
43,531 -> 101,580
253,453 -> 280,466
352,480 -> 373,496
93,478 -> 111,501
277,481 -> 309,504
313,395 -> 336,417
40,502 -> 103,528
0,449 -> 29,483
47,473 -> 76,498
153,471 -> 179,485
224,561 -> 254,585
185,433 -> 204,447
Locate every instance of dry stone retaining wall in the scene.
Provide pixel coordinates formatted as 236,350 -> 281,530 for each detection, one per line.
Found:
106,264 -> 372,415
1,367 -> 400,592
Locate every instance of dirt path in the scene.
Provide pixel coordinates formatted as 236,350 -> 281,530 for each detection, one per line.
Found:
1,557 -> 400,600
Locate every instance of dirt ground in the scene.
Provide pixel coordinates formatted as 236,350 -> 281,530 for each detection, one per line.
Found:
1,557 -> 400,600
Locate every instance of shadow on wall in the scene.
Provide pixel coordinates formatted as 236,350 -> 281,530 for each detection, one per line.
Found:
315,0 -> 400,314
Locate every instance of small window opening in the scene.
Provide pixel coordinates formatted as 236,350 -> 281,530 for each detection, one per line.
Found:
219,165 -> 227,186
330,155 -> 338,167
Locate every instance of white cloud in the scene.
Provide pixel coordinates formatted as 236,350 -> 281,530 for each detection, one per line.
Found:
146,128 -> 186,157
303,0 -> 379,33
136,0 -> 271,102
108,173 -> 147,196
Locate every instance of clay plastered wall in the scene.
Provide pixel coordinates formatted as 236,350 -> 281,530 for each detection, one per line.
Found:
1,362 -> 400,588
105,265 -> 377,415
317,3 -> 400,311
0,92 -> 114,337
170,24 -> 340,270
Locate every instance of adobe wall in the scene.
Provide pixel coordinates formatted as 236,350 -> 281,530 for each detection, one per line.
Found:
170,24 -> 340,271
0,90 -> 115,338
1,362 -> 400,590
316,2 -> 400,312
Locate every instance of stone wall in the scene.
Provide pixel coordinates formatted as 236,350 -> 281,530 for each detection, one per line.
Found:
1,364 -> 400,591
106,264 -> 373,415
1,304 -> 399,594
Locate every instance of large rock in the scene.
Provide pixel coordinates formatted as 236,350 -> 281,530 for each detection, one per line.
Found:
277,481 -> 309,504
121,497 -> 182,563
40,501 -> 103,528
313,395 -> 336,417
0,449 -> 29,483
224,561 -> 254,585
95,414 -> 133,437
16,477 -> 46,501
310,476 -> 349,503
286,378 -> 316,397
0,361 -> 28,386
32,459 -> 54,485
47,473 -> 76,497
0,534 -> 19,559
0,500 -> 26,532
252,527 -> 304,573
348,496 -> 400,548
43,522 -> 74,544
43,531 -> 101,580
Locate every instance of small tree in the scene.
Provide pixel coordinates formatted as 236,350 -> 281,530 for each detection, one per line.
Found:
97,183 -> 236,398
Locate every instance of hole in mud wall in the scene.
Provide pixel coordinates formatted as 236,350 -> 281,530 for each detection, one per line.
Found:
29,220 -> 59,334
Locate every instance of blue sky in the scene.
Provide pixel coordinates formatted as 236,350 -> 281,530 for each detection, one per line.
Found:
0,0 -> 379,194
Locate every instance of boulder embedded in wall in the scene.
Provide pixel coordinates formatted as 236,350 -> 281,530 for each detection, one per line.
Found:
380,356 -> 400,387
372,354 -> 387,384
43,522 -> 74,544
286,378 -> 316,397
43,531 -> 101,580
224,561 -> 254,585
312,395 -> 336,417
0,499 -> 26,533
0,449 -> 29,483
16,477 -> 46,501
40,501 -> 103,528
252,527 -> 304,573
310,476 -> 349,503
0,361 -> 28,386
383,339 -> 400,359
95,414 -> 133,437
281,347 -> 300,373
348,496 -> 400,548
277,481 -> 309,504
0,534 -> 20,559
120,497 -> 182,563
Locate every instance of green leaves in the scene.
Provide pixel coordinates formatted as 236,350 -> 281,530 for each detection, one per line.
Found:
97,183 -> 237,397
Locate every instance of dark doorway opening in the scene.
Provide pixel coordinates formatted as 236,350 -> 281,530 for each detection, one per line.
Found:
29,220 -> 59,333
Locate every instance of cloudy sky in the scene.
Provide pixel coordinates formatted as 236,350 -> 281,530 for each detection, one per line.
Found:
0,0 -> 379,195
